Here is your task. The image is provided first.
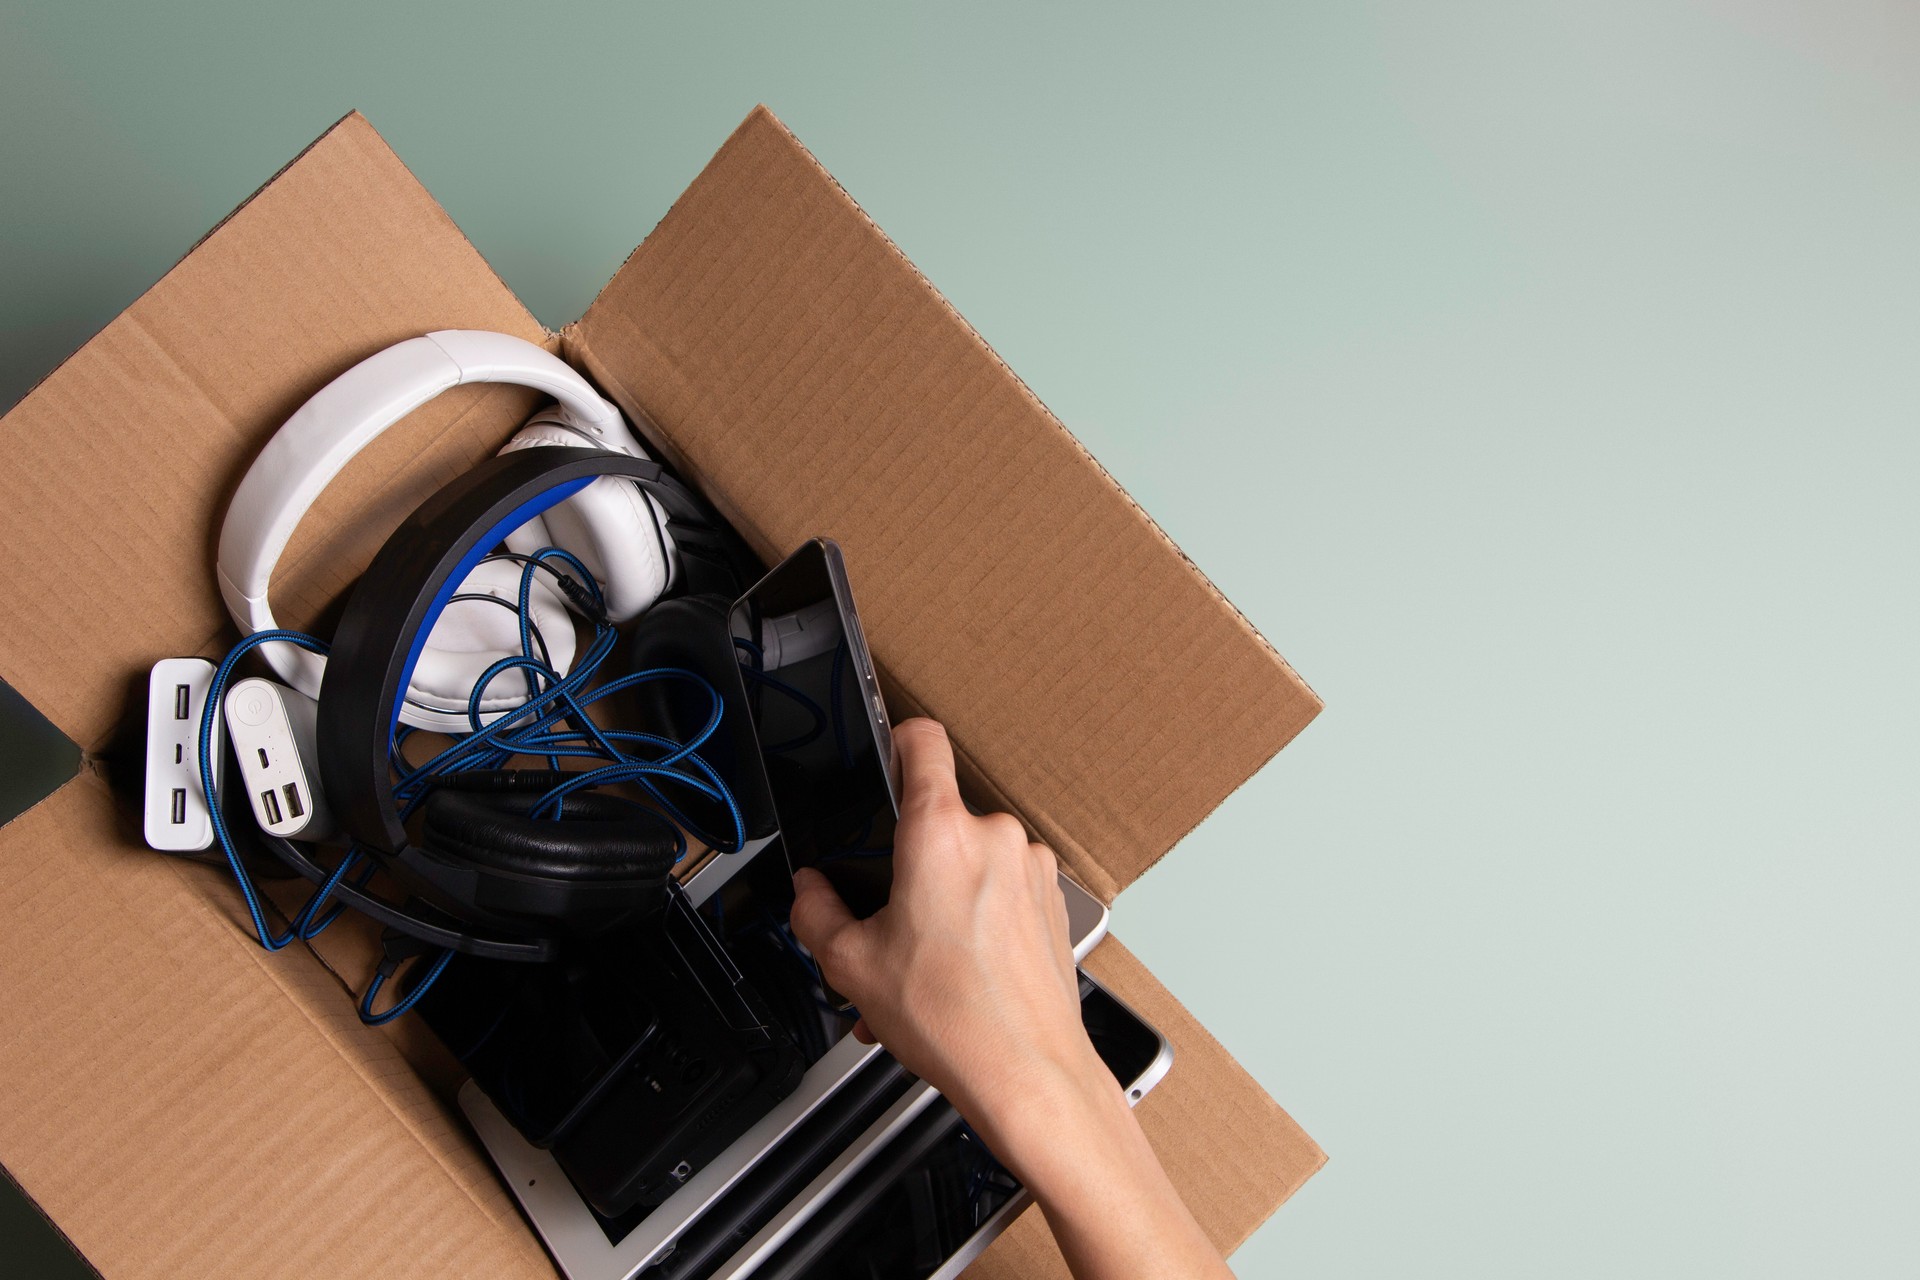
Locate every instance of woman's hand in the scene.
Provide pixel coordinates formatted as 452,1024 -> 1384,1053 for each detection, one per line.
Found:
789,717 -> 1235,1280
789,717 -> 1098,1123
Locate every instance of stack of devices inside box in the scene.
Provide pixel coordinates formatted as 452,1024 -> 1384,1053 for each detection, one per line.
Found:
139,331 -> 1172,1280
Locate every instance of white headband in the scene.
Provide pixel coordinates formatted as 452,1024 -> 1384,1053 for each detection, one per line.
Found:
216,330 -> 637,701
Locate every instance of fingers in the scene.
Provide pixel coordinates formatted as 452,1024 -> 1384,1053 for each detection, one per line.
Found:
790,866 -> 865,980
894,718 -> 962,820
850,1017 -> 876,1045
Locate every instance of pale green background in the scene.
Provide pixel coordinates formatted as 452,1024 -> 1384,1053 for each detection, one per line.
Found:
2,2 -> 1915,1276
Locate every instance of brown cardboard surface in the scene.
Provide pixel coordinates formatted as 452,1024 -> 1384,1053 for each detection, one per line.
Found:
0,111 -> 550,754
0,772 -> 551,1278
572,106 -> 1321,904
0,106 -> 1323,1278
971,937 -> 1326,1278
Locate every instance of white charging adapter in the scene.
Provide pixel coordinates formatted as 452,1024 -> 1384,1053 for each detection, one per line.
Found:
143,657 -> 226,852
224,677 -> 334,841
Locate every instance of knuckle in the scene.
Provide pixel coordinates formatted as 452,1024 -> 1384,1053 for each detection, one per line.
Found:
981,811 -> 1026,844
812,929 -> 858,976
904,787 -> 963,822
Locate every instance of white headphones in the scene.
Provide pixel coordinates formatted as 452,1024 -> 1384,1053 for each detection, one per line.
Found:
217,330 -> 677,732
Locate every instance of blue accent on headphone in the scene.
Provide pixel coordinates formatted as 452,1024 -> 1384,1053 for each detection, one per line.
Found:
390,476 -> 594,728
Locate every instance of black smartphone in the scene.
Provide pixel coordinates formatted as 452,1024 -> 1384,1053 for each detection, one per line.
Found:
730,539 -> 900,919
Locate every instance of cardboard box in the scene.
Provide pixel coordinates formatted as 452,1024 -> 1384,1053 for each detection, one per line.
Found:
0,107 -> 1324,1277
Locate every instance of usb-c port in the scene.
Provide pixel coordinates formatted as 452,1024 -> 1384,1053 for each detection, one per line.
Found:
260,788 -> 283,826
282,784 -> 304,820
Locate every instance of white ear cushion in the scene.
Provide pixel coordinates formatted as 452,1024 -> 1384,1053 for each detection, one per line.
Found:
500,419 -> 607,456
498,423 -> 676,623
402,559 -> 578,730
536,478 -> 675,622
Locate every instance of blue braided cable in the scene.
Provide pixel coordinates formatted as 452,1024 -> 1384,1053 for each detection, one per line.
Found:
403,653 -> 601,788
525,760 -> 721,856
510,559 -> 564,775
532,546 -> 601,597
358,948 -> 454,1026
199,628 -> 332,951
390,610 -> 744,849
295,848 -> 362,940
652,752 -> 747,851
732,637 -> 828,751
189,550 -> 754,1028
394,630 -> 619,805
576,667 -> 725,767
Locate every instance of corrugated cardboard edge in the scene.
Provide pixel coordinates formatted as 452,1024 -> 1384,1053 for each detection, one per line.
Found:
564,106 -> 1303,699
0,107 -> 567,1277
711,108 -> 1317,701
967,936 -> 1326,1278
0,1160 -> 99,1280
3,111 -> 356,419
563,106 -> 1326,1265
568,105 -> 1321,904
0,104 -> 1326,1275
6,111 -> 548,419
0,109 -> 552,754
0,772 -> 553,1278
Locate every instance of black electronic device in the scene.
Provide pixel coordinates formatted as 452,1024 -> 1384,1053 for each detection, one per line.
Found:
636,1054 -> 916,1278
557,886 -> 808,1213
729,538 -> 900,920
751,973 -> 1172,1280
316,446 -> 746,941
420,883 -> 806,1217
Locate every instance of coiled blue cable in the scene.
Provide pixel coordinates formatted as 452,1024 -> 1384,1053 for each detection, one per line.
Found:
198,546 -> 745,1023
358,947 -> 455,1026
197,629 -> 334,952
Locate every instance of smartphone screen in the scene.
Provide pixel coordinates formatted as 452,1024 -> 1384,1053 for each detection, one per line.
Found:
731,540 -> 899,918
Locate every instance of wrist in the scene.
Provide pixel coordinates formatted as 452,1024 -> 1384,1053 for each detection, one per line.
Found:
956,1037 -> 1129,1192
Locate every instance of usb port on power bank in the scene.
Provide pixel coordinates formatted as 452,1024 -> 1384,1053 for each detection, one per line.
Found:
145,658 -> 222,853
224,676 -> 333,841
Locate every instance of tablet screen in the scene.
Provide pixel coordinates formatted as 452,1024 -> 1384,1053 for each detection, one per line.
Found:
730,539 -> 899,920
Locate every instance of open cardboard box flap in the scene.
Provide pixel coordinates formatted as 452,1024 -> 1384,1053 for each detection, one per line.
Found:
0,109 -> 1323,1278
569,108 -> 1321,904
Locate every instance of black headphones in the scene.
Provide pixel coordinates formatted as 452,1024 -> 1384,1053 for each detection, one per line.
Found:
315,446 -> 750,946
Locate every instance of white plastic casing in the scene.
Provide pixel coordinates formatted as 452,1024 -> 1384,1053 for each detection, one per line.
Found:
143,658 -> 225,852
224,677 -> 334,841
213,330 -> 662,731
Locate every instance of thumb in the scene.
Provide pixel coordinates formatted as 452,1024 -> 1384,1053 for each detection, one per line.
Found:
789,867 -> 866,981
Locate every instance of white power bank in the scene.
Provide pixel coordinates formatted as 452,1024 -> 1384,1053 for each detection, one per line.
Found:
143,657 -> 226,852
224,677 -> 333,841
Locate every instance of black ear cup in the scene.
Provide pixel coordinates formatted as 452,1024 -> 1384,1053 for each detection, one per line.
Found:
318,448 -> 741,940
625,594 -> 781,845
422,789 -> 680,883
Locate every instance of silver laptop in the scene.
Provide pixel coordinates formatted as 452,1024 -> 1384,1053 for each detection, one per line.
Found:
459,848 -> 1121,1280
